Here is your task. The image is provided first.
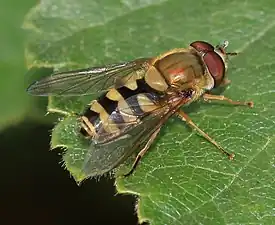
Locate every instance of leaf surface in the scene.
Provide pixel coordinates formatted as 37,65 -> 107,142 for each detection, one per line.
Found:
0,0 -> 39,130
24,1 -> 275,224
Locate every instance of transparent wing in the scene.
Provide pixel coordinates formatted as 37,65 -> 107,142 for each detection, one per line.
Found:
27,58 -> 150,96
95,92 -> 164,143
81,106 -> 169,177
81,90 -> 194,177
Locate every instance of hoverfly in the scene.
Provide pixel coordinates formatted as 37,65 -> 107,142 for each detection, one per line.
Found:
27,40 -> 253,178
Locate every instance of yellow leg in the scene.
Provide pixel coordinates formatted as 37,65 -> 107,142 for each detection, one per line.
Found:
176,110 -> 234,160
123,127 -> 161,177
202,93 -> 253,108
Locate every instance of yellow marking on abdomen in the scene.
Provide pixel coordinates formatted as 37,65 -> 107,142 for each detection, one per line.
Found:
137,94 -> 158,113
81,116 -> 96,136
119,74 -> 140,90
117,69 -> 145,90
90,101 -> 120,133
124,80 -> 138,90
106,88 -> 123,101
118,99 -> 140,124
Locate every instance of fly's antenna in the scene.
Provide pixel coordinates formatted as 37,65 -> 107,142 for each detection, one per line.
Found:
220,40 -> 229,49
215,40 -> 229,55
227,52 -> 238,56
216,40 -> 240,56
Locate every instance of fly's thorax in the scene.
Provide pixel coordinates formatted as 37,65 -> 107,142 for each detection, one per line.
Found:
150,51 -> 206,89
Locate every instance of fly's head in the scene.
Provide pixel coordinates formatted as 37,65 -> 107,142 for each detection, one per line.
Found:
190,40 -> 237,90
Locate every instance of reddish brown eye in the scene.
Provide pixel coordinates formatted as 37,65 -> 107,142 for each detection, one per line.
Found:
203,52 -> 225,87
190,41 -> 214,53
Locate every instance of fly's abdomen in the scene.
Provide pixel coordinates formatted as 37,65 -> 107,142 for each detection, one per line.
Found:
80,78 -> 164,142
80,91 -> 120,138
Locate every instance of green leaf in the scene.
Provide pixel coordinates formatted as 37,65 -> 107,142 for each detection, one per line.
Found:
24,0 -> 275,224
0,0 -> 39,131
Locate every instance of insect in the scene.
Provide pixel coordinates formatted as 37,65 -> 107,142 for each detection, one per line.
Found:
27,40 -> 253,178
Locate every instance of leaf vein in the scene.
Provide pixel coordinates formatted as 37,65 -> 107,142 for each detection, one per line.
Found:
184,137 -> 273,216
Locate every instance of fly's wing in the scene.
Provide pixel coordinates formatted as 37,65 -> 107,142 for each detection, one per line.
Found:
27,58 -> 150,96
81,114 -> 164,177
81,90 -> 194,177
95,92 -> 166,144
81,106 -> 169,177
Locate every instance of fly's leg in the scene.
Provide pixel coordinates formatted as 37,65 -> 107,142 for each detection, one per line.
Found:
202,93 -> 254,108
123,127 -> 161,177
176,110 -> 234,160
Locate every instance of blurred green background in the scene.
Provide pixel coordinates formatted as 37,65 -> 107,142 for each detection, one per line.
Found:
0,1 -> 138,224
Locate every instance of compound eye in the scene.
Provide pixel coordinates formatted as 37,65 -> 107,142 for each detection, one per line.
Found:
203,52 -> 225,87
190,41 -> 214,53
